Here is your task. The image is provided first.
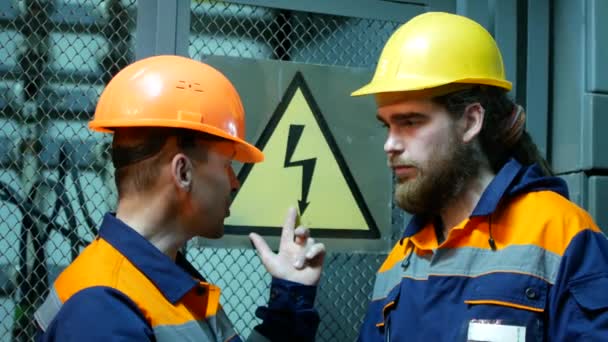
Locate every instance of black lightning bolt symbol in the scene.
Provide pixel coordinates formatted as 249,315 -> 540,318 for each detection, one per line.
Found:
284,124 -> 316,215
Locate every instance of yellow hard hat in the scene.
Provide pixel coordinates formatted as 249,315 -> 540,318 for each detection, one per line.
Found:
352,12 -> 512,97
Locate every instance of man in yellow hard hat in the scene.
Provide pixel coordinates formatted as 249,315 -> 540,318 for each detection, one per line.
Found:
33,55 -> 325,341
352,12 -> 608,341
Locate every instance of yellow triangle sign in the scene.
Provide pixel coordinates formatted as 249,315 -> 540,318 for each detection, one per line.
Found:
225,72 -> 379,238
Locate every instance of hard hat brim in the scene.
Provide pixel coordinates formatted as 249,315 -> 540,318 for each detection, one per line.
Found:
351,77 -> 512,97
89,119 -> 264,164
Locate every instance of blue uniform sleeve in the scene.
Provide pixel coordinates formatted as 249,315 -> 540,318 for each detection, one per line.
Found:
548,229 -> 608,340
253,278 -> 320,341
37,286 -> 154,341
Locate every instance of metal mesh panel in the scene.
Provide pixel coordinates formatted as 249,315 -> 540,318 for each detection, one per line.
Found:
190,1 -> 400,67
188,2 -> 396,341
314,253 -> 386,341
186,248 -> 386,341
0,0 -> 396,341
0,1 -> 135,341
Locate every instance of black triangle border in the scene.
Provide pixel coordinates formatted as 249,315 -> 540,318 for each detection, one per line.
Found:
225,71 -> 381,239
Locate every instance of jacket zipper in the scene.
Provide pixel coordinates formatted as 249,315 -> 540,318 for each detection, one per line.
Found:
385,318 -> 390,342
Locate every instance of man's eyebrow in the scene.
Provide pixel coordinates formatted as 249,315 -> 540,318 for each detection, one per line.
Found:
377,112 -> 427,122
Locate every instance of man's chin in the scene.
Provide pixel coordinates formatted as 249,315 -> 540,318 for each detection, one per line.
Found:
396,174 -> 422,189
208,231 -> 224,239
395,181 -> 415,195
394,186 -> 428,215
198,224 -> 225,239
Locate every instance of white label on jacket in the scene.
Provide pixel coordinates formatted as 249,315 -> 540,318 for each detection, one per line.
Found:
467,321 -> 526,342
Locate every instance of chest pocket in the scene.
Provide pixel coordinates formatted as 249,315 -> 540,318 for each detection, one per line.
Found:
462,275 -> 549,342
570,276 -> 608,312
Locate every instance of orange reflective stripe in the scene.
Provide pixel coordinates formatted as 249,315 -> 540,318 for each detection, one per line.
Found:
54,239 -> 120,301
152,306 -> 236,341
379,241 -> 409,273
54,238 -> 221,327
382,300 -> 396,314
410,222 -> 438,250
442,191 -> 600,256
374,300 -> 396,327
464,299 -> 545,313
177,284 -> 221,320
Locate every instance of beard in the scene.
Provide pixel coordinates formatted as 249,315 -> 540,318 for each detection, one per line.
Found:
394,134 -> 482,216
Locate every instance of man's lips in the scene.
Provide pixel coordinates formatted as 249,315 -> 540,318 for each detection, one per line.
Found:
391,165 -> 416,178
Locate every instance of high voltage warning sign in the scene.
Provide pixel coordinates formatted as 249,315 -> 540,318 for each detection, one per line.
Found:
225,72 -> 379,238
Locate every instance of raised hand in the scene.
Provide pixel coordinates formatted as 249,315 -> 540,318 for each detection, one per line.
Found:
249,207 -> 325,285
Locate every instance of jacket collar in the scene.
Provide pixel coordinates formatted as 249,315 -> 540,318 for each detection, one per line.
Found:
98,213 -> 204,304
402,158 -> 568,238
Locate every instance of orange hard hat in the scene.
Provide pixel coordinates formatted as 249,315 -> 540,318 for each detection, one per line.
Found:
89,55 -> 263,163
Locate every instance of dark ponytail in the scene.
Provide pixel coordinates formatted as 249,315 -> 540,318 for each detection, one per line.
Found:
433,86 -> 553,176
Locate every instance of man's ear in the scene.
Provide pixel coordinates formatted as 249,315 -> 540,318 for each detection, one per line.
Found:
461,103 -> 485,143
171,153 -> 193,192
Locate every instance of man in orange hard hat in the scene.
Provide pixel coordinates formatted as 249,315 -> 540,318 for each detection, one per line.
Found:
34,55 -> 325,341
352,12 -> 608,341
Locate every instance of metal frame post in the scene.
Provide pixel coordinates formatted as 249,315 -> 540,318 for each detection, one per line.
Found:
135,0 -> 191,59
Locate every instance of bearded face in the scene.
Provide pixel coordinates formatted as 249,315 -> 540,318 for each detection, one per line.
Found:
377,96 -> 485,217
393,127 -> 481,215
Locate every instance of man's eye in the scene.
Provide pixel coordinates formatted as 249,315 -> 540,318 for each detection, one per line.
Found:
399,119 -> 419,127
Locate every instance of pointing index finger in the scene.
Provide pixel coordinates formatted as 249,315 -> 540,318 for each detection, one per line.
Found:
280,207 -> 297,246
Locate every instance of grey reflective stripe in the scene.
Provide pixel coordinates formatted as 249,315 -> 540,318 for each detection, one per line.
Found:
154,308 -> 238,342
372,251 -> 432,300
372,244 -> 561,300
154,320 -> 216,341
209,307 -> 238,341
34,287 -> 63,331
430,245 -> 561,280
246,329 -> 271,342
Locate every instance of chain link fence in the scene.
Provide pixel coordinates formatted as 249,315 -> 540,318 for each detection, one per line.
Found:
189,1 -> 399,67
189,2 -> 399,340
186,247 -> 387,340
0,0 -> 398,341
0,0 -> 135,340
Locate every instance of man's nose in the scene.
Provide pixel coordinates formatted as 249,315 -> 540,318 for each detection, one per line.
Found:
228,167 -> 240,191
384,133 -> 405,155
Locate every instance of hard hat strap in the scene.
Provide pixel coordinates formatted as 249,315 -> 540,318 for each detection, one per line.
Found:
110,128 -> 229,169
111,136 -> 169,169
